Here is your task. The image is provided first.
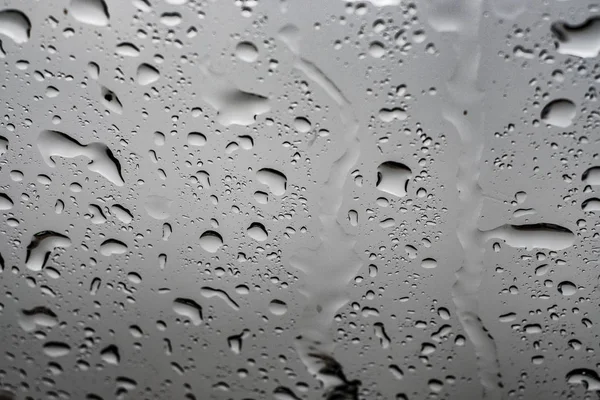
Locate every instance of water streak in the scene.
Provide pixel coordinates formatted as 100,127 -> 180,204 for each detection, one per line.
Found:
279,24 -> 362,399
426,1 -> 502,398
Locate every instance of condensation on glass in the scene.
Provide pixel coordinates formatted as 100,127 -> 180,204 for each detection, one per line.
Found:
0,0 -> 599,399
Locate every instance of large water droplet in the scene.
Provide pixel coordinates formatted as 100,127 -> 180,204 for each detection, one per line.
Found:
187,132 -> 206,146
116,42 -> 140,57
69,0 -> 110,27
173,298 -> 203,325
200,287 -> 240,310
25,231 -> 72,271
552,16 -> 600,58
235,41 -> 258,62
557,281 -> 577,296
100,345 -> 120,365
540,99 -> 576,128
582,198 -> 600,212
566,368 -> 600,391
0,193 -> 13,210
136,63 -> 160,86
43,342 -> 71,358
268,299 -> 288,316
19,307 -> 58,332
199,230 -> 223,253
256,168 -> 287,196
37,130 -> 124,186
247,222 -> 268,241
582,166 -> 600,185
481,223 -> 575,251
99,239 -> 128,256
376,161 -> 412,197
0,9 -> 31,44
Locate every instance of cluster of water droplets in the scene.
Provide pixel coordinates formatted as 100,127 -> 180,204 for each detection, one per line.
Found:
0,0 -> 599,399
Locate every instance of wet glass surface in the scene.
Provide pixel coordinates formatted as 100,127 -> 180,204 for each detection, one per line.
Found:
0,0 -> 600,399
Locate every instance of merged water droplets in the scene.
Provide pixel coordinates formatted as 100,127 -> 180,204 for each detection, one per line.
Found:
551,16 -> 600,58
376,161 -> 411,197
38,130 -> 124,186
19,307 -> 58,332
172,298 -> 203,325
481,223 -> 575,251
25,231 -> 71,271
256,168 -> 287,196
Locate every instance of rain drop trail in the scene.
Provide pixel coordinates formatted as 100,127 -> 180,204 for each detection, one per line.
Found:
425,0 -> 502,398
279,24 -> 362,399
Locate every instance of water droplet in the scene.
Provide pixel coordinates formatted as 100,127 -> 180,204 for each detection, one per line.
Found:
256,168 -> 287,196
247,222 -> 268,241
200,287 -> 239,310
69,0 -> 110,27
552,17 -> 600,58
235,41 -> 258,62
379,107 -> 407,122
268,299 -> 288,316
38,130 -> 124,186
100,86 -> 123,114
159,12 -> 182,26
173,298 -> 203,325
376,161 -> 412,197
566,368 -> 600,391
0,193 -> 13,210
481,223 -> 575,251
0,9 -> 31,44
582,198 -> 600,212
100,345 -> 120,365
136,63 -> 160,86
421,258 -> 438,269
111,205 -> 133,224
116,42 -> 140,57
43,342 -> 71,358
99,239 -> 128,256
368,41 -> 385,58
199,230 -> 223,253
582,166 -> 600,185
541,99 -> 576,128
187,132 -> 206,146
19,307 -> 58,332
557,281 -> 577,296
293,117 -> 311,133
25,231 -> 72,271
